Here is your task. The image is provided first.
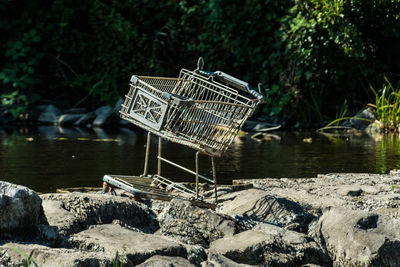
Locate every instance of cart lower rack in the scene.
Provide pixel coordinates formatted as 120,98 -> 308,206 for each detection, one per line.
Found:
103,58 -> 264,204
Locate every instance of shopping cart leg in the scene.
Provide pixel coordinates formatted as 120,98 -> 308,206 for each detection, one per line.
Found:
158,136 -> 162,176
142,132 -> 151,177
195,151 -> 200,199
211,156 -> 218,204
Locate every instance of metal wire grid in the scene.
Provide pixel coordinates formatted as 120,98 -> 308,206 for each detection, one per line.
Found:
163,70 -> 256,153
120,69 -> 259,156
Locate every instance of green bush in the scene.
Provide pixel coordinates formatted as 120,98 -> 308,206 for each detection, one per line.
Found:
281,0 -> 400,123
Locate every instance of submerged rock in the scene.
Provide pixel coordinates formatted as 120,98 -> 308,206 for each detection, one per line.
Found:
74,112 -> 97,126
309,207 -> 400,266
57,114 -> 85,126
93,106 -> 118,127
342,108 -> 376,130
37,104 -> 61,124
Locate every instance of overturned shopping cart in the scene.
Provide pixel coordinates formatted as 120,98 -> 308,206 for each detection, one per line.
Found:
103,58 -> 265,204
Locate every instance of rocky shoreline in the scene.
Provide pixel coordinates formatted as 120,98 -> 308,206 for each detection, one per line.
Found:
1,171 -> 400,266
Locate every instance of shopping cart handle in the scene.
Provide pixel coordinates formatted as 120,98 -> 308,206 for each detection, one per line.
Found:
213,71 -> 266,102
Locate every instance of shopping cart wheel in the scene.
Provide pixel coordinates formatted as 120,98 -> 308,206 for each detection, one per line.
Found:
110,188 -> 117,196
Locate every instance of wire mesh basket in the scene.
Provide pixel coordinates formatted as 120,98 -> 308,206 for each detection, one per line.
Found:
120,62 -> 264,156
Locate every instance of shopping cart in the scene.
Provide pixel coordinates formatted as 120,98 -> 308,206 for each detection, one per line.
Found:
103,58 -> 265,204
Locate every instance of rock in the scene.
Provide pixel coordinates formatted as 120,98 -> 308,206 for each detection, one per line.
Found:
239,173 -> 400,216
390,169 -> 400,175
185,245 -> 207,265
67,224 -> 187,265
41,192 -> 157,236
201,253 -> 255,267
64,108 -> 87,114
38,104 -> 61,124
93,127 -> 110,139
209,223 -> 331,266
217,188 -> 313,232
365,119 -> 383,135
336,185 -> 363,196
93,106 -> 118,127
243,120 -> 281,132
57,114 -> 85,125
41,198 -> 78,236
309,207 -> 400,266
0,181 -> 44,240
74,112 -> 96,126
114,97 -> 123,112
342,108 -> 376,130
35,224 -> 59,246
158,199 -> 239,247
136,255 -> 196,267
0,242 -> 113,267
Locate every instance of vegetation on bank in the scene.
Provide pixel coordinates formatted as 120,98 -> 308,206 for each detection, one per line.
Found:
1,0 -> 400,128
370,76 -> 400,132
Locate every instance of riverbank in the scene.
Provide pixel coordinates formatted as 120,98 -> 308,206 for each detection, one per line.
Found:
1,171 -> 400,266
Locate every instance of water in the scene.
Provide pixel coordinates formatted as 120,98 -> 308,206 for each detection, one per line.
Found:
1,126 -> 400,193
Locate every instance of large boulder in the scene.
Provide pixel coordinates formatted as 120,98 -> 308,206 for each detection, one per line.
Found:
217,188 -> 313,232
158,199 -> 239,247
41,192 -> 158,236
209,223 -> 331,266
0,243 -> 112,267
67,224 -> 187,265
309,207 -> 400,266
0,181 -> 44,239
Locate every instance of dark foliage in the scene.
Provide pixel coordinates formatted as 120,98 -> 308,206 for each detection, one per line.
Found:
1,0 -> 400,126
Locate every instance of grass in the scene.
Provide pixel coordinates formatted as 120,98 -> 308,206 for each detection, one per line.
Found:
370,76 -> 400,132
113,252 -> 124,267
320,76 -> 400,134
6,245 -> 38,267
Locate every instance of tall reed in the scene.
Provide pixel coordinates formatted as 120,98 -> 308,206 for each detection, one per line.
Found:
370,76 -> 400,132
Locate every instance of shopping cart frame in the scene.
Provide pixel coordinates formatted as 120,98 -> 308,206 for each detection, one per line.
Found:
103,59 -> 265,204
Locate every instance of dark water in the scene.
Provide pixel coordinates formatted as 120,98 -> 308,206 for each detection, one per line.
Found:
1,126 -> 400,193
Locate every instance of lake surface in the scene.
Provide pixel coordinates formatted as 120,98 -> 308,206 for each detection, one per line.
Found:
1,126 -> 400,193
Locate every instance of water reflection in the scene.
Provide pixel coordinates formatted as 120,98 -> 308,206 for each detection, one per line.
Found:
1,126 -> 400,193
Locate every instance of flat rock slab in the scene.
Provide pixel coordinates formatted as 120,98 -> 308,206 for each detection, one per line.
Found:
67,224 -> 187,265
41,192 -> 157,236
309,207 -> 400,266
239,173 -> 400,216
209,223 -> 331,266
217,188 -> 312,231
0,243 -> 112,267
